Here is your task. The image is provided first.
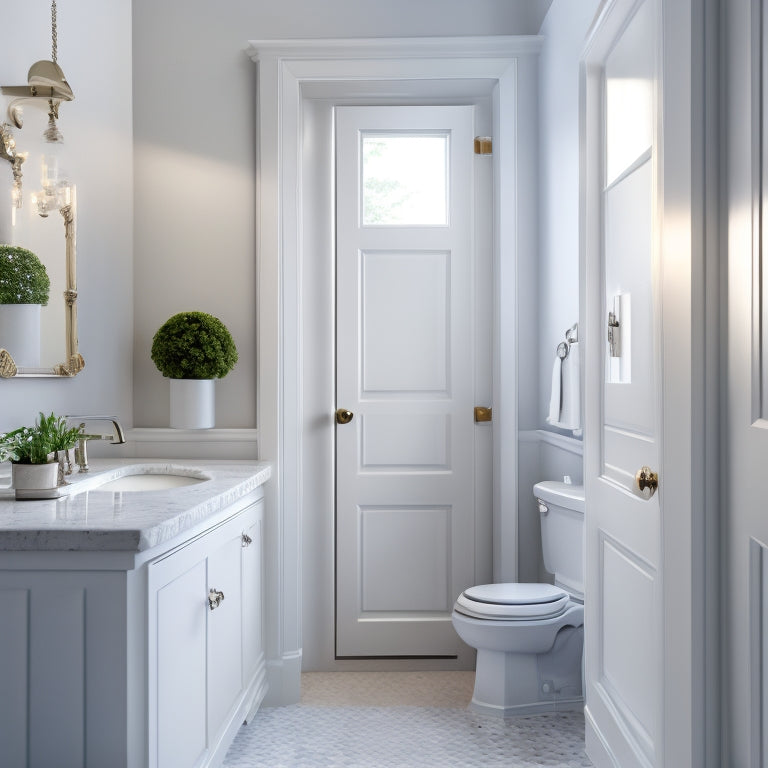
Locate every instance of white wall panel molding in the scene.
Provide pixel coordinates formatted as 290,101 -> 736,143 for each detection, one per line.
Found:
122,428 -> 259,461
519,428 -> 585,456
126,428 -> 259,443
749,537 -> 768,765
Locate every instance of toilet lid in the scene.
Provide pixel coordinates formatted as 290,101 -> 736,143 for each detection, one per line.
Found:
455,583 -> 569,620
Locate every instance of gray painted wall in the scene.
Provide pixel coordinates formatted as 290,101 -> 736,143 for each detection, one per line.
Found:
130,0 -> 552,429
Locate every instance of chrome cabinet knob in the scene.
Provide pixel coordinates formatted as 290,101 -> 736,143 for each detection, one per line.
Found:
208,588 -> 225,610
241,533 -> 253,547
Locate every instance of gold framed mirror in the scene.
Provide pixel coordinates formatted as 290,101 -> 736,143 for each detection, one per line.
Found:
0,0 -> 81,378
0,192 -> 84,378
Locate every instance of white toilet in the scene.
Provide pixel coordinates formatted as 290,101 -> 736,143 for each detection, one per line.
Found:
451,480 -> 585,717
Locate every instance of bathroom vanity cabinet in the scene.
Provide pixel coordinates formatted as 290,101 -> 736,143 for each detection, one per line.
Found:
149,497 -> 265,767
0,461 -> 270,768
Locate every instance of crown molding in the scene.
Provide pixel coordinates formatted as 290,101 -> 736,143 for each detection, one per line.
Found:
247,35 -> 543,62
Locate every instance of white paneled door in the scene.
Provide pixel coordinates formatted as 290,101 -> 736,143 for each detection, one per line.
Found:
334,105 -> 489,658
583,0 -> 663,764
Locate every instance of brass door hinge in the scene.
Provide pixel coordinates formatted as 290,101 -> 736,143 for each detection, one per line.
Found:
474,406 -> 492,423
474,136 -> 492,155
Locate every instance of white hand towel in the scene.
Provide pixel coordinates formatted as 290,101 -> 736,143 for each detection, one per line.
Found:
547,355 -> 562,423
546,342 -> 581,434
559,341 -> 581,431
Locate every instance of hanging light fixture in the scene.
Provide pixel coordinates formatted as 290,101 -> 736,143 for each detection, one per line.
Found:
0,0 -> 74,214
34,97 -> 72,217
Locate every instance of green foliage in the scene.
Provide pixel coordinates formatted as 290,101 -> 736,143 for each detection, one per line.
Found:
0,245 -> 50,305
362,140 -> 410,224
151,311 -> 238,380
0,412 -> 82,464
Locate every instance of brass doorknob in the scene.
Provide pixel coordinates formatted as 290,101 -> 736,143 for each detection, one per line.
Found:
634,466 -> 659,498
335,408 -> 354,425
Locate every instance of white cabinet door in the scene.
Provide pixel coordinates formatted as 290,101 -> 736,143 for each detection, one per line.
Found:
156,559 -> 208,768
241,503 -> 264,686
206,530 -> 243,743
150,499 -> 264,768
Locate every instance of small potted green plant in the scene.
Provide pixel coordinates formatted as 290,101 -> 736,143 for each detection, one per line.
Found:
0,244 -> 51,368
0,412 -> 82,498
151,311 -> 238,429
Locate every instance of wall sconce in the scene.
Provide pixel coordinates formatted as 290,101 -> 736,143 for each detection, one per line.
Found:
0,0 -> 74,216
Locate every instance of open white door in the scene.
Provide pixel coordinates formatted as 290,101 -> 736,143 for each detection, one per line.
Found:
583,0 -> 711,763
583,1 -> 662,764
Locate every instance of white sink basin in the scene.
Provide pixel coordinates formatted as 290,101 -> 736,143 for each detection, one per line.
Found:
95,474 -> 205,492
86,465 -> 210,493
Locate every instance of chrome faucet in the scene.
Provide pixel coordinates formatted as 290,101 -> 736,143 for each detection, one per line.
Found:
65,416 -> 126,473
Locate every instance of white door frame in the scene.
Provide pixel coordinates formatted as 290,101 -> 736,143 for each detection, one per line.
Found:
580,0 -> 719,764
248,37 -> 541,696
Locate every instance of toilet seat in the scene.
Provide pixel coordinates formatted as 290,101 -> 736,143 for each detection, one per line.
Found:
455,583 -> 570,621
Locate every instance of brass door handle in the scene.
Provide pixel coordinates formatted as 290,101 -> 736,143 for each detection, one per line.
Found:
634,466 -> 659,498
336,409 -> 354,425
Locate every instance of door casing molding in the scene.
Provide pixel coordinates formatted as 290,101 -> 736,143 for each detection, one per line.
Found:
248,36 -> 541,695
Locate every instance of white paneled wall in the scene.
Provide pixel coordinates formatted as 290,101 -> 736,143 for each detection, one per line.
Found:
537,0 -> 600,432
518,431 -> 583,584
516,0 -> 598,582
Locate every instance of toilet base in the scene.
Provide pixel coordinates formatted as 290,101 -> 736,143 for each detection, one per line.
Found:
469,625 -> 584,718
469,694 -> 584,718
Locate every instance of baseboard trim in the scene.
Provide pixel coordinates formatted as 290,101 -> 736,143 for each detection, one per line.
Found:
263,652 -> 302,707
585,705 -> 619,767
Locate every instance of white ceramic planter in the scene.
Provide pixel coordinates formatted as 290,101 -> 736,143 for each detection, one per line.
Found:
0,303 -> 41,367
12,461 -> 59,499
169,378 -> 215,429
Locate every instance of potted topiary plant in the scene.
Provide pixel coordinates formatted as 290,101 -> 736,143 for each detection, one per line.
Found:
151,311 -> 238,429
0,245 -> 51,368
0,412 -> 82,498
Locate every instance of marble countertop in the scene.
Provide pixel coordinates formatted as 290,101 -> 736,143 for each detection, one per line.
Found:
0,459 -> 272,553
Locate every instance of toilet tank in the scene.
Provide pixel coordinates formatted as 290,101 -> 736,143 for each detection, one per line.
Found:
533,480 -> 585,601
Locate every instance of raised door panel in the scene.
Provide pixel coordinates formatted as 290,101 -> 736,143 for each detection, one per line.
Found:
206,532 -> 243,742
156,559 -> 207,768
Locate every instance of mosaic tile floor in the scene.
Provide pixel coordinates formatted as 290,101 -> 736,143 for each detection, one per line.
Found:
223,672 -> 593,768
